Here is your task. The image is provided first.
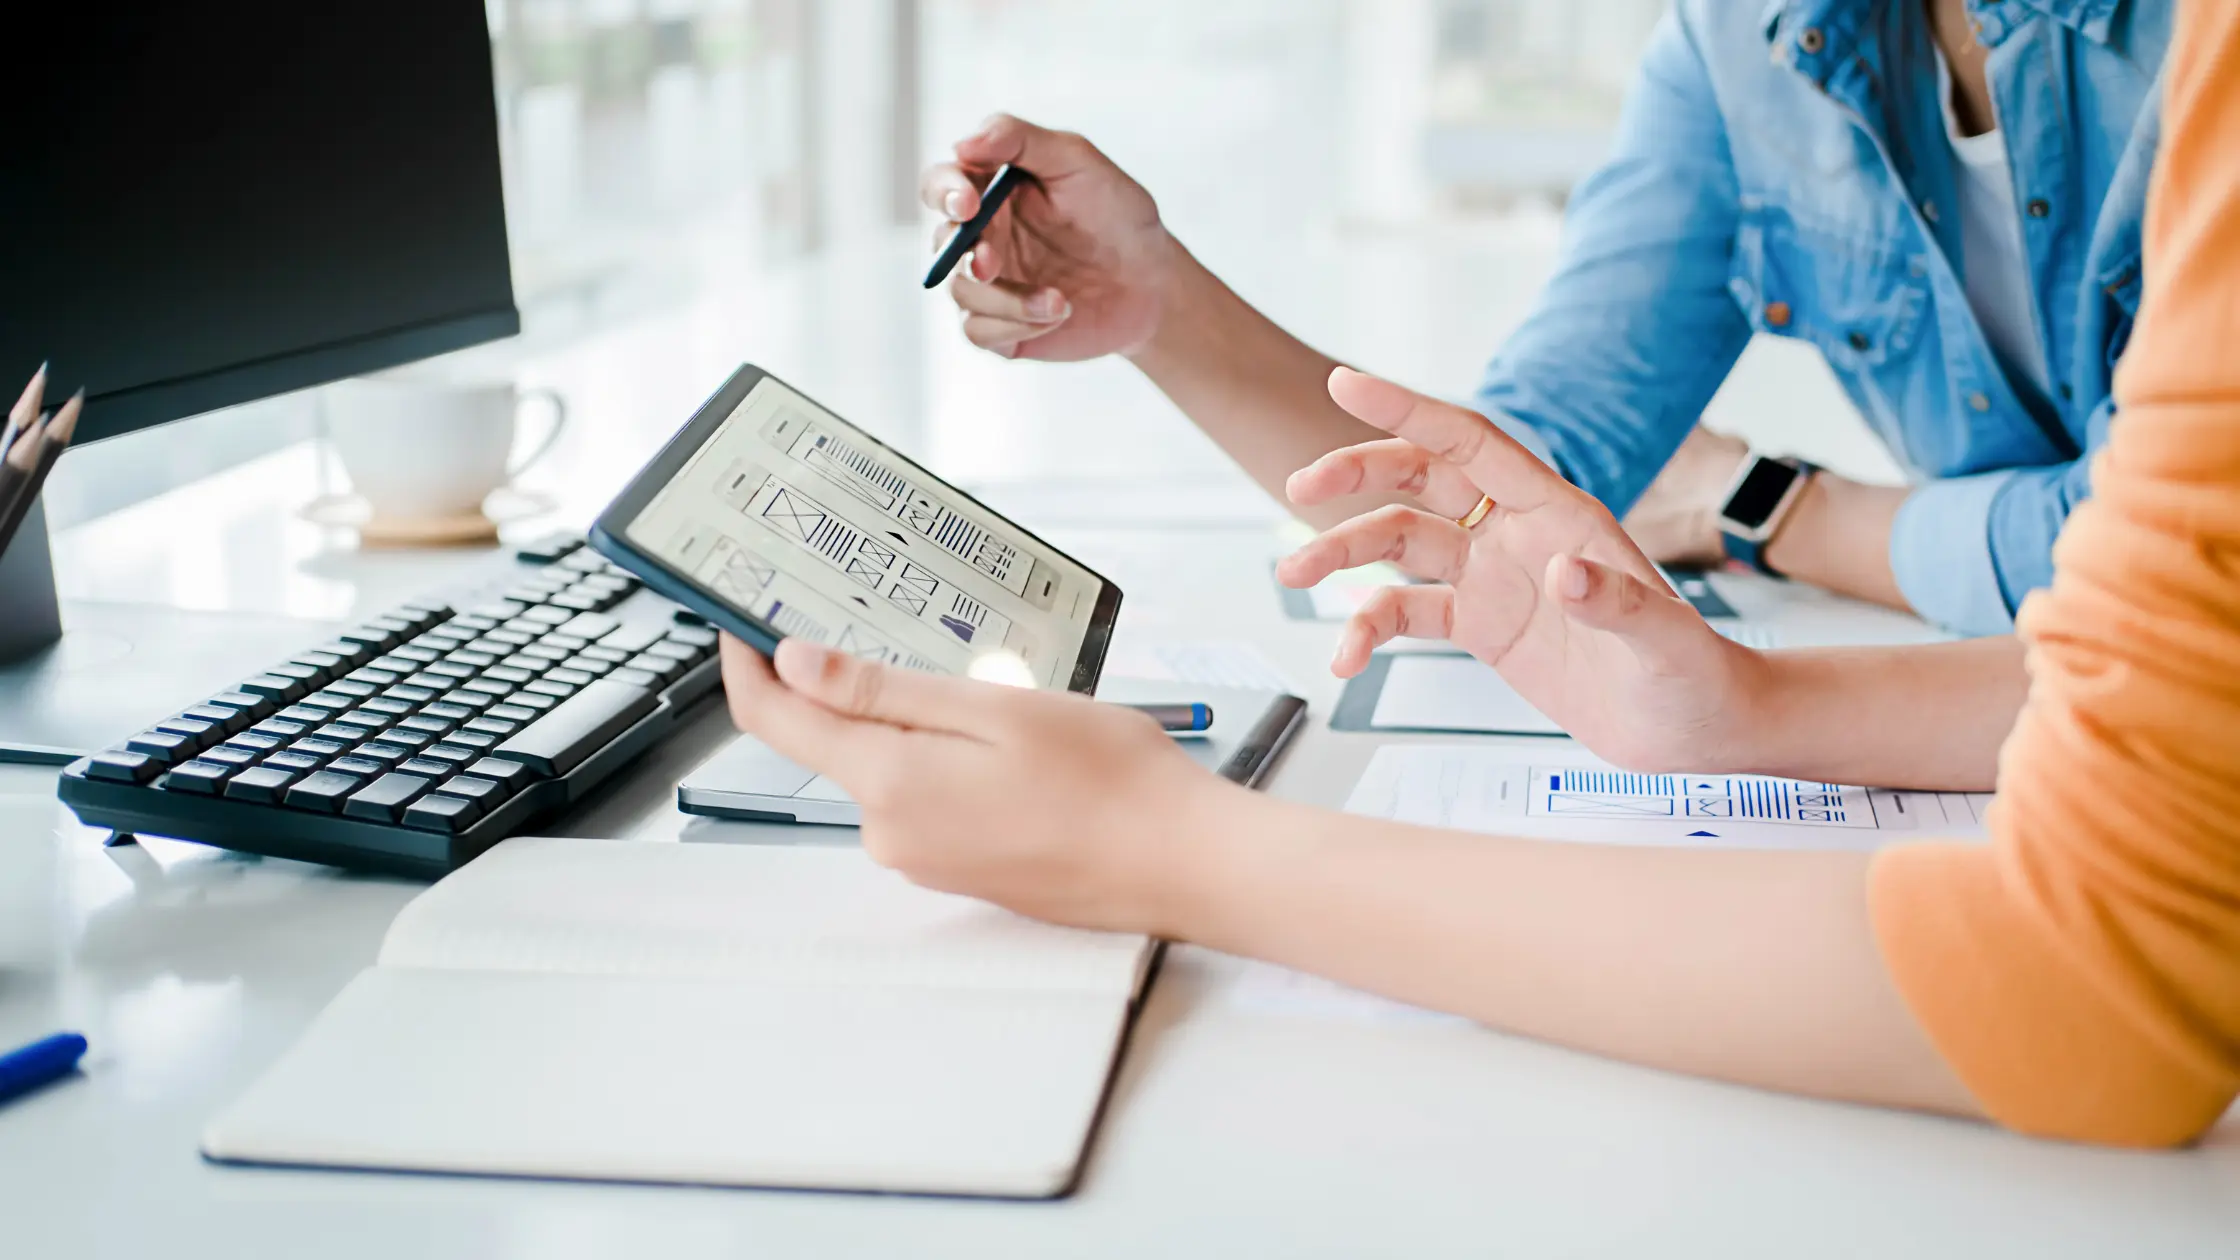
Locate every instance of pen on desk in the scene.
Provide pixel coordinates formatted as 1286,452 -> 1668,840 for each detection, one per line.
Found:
0,1032 -> 88,1108
924,164 -> 1030,289
1122,702 -> 1214,733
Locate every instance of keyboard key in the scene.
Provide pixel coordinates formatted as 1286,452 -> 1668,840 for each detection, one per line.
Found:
284,770 -> 363,813
263,751 -> 325,774
645,641 -> 701,664
601,623 -> 667,654
338,625 -> 401,651
416,628 -> 475,651
499,654 -> 551,675
311,722 -> 368,746
250,717 -> 310,740
521,643 -> 572,664
328,710 -> 391,734
226,731 -> 286,754
398,756 -> 459,779
287,736 -> 351,760
211,690 -> 274,718
560,655 -> 614,678
666,626 -> 718,651
83,750 -> 160,783
382,728 -> 434,750
483,666 -> 534,685
611,667 -> 660,688
269,662 -> 324,688
521,605 -> 573,627
515,533 -> 583,565
199,744 -> 260,769
558,613 -> 619,642
366,615 -> 416,638
487,703 -> 538,723
508,692 -> 558,713
398,714 -> 454,736
543,667 -> 594,688
297,690 -> 358,713
502,582 -> 555,605
463,677 -> 516,698
160,760 -> 235,794
462,716 -> 518,737
488,677 -> 655,777
154,716 -> 220,747
443,649 -> 497,669
537,633 -> 589,653
223,765 -> 300,804
308,639 -> 378,666
420,743 -> 479,765
579,574 -> 633,596
391,644 -> 442,664
342,772 -> 433,823
441,774 -> 507,808
360,697 -> 414,717
274,705 -> 331,726
422,702 -> 475,722
578,645 -> 632,665
238,673 -> 307,703
181,702 -> 252,734
443,730 -> 497,752
463,761 -> 535,802
524,678 -> 578,700
483,627 -> 535,648
126,730 -> 195,765
346,667 -> 401,687
329,755 -> 386,777
396,600 -> 452,627
440,689 -> 498,711
405,671 -> 454,691
549,590 -> 603,612
467,600 -> 526,622
354,742 -> 412,765
626,653 -> 685,683
402,793 -> 481,832
291,650 -> 348,677
502,617 -> 548,638
562,548 -> 608,572
382,685 -> 440,705
449,614 -> 499,633
424,661 -> 478,681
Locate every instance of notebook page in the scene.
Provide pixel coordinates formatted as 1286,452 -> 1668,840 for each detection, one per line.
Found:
378,837 -> 1149,999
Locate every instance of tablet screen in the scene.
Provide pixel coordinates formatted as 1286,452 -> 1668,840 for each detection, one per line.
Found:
622,375 -> 1110,690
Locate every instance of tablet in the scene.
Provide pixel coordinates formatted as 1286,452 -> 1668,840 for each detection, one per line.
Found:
590,364 -> 1121,693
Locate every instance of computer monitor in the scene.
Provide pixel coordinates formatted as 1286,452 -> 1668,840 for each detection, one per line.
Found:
0,3 -> 519,761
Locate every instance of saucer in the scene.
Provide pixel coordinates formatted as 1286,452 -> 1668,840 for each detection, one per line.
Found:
299,486 -> 558,549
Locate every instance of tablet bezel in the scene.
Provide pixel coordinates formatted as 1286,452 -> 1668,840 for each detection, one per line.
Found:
590,362 -> 1122,695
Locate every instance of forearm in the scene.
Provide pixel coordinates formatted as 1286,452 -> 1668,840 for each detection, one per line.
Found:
1761,472 -> 1910,611
1171,789 -> 1975,1116
1127,244 -> 1390,528
1727,636 -> 2027,790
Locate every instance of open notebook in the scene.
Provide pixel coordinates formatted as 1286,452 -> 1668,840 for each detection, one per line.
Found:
202,837 -> 1156,1198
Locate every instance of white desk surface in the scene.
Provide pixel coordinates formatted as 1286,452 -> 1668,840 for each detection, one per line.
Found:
8,419 -> 2240,1258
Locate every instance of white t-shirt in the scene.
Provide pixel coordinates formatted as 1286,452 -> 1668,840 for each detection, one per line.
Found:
1936,48 -> 2052,402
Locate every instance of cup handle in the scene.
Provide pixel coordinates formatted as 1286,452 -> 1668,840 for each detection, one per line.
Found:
508,388 -> 569,479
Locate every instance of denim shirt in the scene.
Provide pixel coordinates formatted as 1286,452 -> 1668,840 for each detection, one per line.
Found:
1473,0 -> 2169,634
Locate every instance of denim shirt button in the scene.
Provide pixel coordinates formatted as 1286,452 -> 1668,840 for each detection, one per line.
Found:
1968,391 -> 1992,412
1922,199 -> 1941,224
2026,197 -> 2051,218
1847,330 -> 1872,352
1764,301 -> 1792,328
1798,27 -> 1826,54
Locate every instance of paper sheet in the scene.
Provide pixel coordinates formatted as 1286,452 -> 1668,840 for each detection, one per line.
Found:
1369,654 -> 1564,735
1345,744 -> 1992,850
1101,638 -> 1299,694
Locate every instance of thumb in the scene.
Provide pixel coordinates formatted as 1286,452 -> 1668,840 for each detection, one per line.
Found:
954,113 -> 1102,180
1543,554 -> 1711,670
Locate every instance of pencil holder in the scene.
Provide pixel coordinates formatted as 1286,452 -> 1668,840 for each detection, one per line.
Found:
0,497 -> 63,664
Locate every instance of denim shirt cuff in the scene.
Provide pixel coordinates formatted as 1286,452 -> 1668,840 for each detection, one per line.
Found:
1890,469 -> 2023,636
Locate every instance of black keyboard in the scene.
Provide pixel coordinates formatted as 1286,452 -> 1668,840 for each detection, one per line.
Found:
56,533 -> 723,877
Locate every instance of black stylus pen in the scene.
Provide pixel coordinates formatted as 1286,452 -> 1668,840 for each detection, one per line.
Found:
924,164 -> 1030,289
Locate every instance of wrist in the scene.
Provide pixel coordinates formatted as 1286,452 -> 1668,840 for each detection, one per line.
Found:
1141,777 -> 1285,942
1123,238 -> 1217,372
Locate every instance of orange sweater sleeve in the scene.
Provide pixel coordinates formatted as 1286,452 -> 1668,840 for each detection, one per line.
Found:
1867,0 -> 2240,1147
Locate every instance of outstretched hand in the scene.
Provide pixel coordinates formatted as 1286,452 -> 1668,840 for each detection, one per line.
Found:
1278,368 -> 1767,771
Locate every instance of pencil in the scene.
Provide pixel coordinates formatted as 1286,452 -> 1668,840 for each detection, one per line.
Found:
0,389 -> 81,559
1,363 -> 45,466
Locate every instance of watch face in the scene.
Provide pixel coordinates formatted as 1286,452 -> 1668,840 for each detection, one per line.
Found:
1723,458 -> 1801,530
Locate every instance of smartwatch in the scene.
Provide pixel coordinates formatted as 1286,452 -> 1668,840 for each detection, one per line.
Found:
1716,454 -> 1817,576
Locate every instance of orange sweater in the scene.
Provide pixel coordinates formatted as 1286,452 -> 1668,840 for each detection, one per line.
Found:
1868,0 -> 2240,1146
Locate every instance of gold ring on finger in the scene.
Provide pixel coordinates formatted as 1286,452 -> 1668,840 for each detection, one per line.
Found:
1455,494 -> 1495,530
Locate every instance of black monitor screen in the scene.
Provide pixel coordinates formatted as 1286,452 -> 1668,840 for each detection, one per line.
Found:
1,4 -> 518,444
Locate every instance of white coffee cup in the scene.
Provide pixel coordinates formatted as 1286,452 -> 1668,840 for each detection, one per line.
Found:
322,377 -> 567,521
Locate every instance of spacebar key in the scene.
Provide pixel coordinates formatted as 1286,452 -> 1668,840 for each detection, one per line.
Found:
487,677 -> 657,777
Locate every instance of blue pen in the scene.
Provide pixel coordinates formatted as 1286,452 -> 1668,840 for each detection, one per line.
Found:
0,1032 -> 88,1107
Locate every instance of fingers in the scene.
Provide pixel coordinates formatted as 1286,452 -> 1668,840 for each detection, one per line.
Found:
10,363 -> 45,431
1286,438 -> 1482,519
1542,554 -> 1711,672
1325,367 -> 1565,512
1331,586 -> 1455,678
1276,504 -> 1472,589
721,634 -> 892,772
950,273 -> 1071,356
920,160 -> 988,222
952,113 -> 1103,181
773,638 -> 1017,742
